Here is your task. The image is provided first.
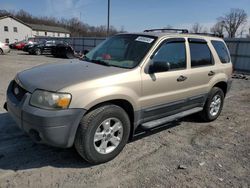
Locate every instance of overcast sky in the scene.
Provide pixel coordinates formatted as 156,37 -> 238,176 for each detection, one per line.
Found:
0,0 -> 250,32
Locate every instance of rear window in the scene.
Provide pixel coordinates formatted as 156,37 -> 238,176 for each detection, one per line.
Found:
211,40 -> 230,63
189,41 -> 213,67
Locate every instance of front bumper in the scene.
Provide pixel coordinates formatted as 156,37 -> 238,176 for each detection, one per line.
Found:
6,81 -> 86,148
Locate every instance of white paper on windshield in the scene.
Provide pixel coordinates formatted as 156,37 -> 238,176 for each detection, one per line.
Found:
135,36 -> 154,43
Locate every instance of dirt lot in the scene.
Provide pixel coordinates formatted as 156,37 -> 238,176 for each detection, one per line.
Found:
0,51 -> 249,188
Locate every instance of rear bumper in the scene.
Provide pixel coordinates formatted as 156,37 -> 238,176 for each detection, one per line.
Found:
6,81 -> 86,148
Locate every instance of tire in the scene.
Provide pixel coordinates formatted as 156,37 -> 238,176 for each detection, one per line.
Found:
0,48 -> 3,55
74,104 -> 130,164
199,87 -> 224,122
35,48 -> 42,55
66,51 -> 74,59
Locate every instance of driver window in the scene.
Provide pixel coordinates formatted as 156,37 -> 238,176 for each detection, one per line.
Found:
153,41 -> 186,71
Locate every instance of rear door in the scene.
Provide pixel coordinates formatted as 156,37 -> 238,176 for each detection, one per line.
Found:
186,38 -> 216,97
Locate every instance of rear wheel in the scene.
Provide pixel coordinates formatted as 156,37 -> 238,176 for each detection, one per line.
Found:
0,48 -> 3,55
74,104 -> 130,164
199,87 -> 224,122
35,48 -> 42,55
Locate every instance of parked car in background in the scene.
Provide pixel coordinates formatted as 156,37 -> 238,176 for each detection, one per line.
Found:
0,42 -> 10,54
23,41 -> 38,53
15,41 -> 27,50
28,40 -> 56,55
9,42 -> 17,49
51,42 -> 75,58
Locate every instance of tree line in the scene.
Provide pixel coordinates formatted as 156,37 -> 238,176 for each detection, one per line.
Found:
190,9 -> 249,38
0,9 -> 124,37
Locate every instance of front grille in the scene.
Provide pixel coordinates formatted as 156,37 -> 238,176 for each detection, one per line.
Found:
12,81 -> 27,101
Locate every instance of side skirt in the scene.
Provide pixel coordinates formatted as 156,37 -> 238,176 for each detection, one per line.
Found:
140,107 -> 203,130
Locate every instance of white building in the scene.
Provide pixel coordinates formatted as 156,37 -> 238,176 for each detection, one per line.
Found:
0,16 -> 32,43
0,15 -> 70,43
29,23 -> 70,38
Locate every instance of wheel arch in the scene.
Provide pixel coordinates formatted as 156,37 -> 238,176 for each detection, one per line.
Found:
85,99 -> 135,139
212,81 -> 228,96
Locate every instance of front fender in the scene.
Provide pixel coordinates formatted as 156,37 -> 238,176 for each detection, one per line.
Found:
69,86 -> 140,111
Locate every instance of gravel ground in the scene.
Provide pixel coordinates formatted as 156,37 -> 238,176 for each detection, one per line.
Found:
0,51 -> 249,188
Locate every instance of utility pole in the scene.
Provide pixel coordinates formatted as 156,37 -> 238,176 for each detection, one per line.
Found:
107,0 -> 110,36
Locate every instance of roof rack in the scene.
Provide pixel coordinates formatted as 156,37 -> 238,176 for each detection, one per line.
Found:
194,33 -> 224,38
144,28 -> 189,34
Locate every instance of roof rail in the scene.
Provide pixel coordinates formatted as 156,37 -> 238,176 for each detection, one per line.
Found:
194,32 -> 224,38
144,28 -> 189,34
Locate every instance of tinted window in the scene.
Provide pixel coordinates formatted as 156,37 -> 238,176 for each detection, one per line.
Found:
190,42 -> 213,67
153,41 -> 186,70
211,40 -> 230,63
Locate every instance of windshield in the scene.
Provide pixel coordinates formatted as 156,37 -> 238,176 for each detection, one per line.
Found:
84,34 -> 157,69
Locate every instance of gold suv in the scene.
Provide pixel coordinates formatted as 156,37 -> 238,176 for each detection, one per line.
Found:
5,29 -> 233,164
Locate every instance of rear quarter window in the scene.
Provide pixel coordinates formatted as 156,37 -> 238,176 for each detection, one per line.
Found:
189,40 -> 213,67
211,40 -> 231,63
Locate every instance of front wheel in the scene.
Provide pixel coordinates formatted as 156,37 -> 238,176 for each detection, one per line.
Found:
199,87 -> 224,122
74,104 -> 130,164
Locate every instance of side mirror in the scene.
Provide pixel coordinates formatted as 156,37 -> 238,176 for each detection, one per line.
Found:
149,61 -> 170,74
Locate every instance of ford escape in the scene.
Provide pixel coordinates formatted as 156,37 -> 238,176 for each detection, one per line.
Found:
5,29 -> 233,164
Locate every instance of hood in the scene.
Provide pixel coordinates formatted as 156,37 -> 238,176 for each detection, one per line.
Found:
17,60 -> 127,93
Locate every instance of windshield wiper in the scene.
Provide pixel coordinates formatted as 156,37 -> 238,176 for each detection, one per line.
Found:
82,57 -> 111,66
90,59 -> 111,66
81,57 -> 129,68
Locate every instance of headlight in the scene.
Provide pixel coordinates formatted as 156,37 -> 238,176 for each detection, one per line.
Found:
30,90 -> 71,109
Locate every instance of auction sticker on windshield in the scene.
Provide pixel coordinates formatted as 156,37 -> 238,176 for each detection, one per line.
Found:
135,36 -> 154,43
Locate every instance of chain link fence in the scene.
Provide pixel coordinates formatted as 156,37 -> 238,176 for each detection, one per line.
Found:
225,38 -> 250,73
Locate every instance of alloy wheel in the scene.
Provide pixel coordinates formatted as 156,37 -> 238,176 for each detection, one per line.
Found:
93,117 -> 123,154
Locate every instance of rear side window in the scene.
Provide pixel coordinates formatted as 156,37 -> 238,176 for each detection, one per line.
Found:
211,40 -> 230,63
189,40 -> 213,67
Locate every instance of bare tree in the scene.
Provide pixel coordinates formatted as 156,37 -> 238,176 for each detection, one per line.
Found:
210,21 -> 224,35
191,23 -> 203,33
218,8 -> 247,38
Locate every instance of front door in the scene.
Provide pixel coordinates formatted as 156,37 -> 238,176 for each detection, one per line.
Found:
140,38 -> 191,122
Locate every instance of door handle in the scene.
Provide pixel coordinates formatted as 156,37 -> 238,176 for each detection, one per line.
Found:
177,75 -> 187,82
208,71 -> 215,76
